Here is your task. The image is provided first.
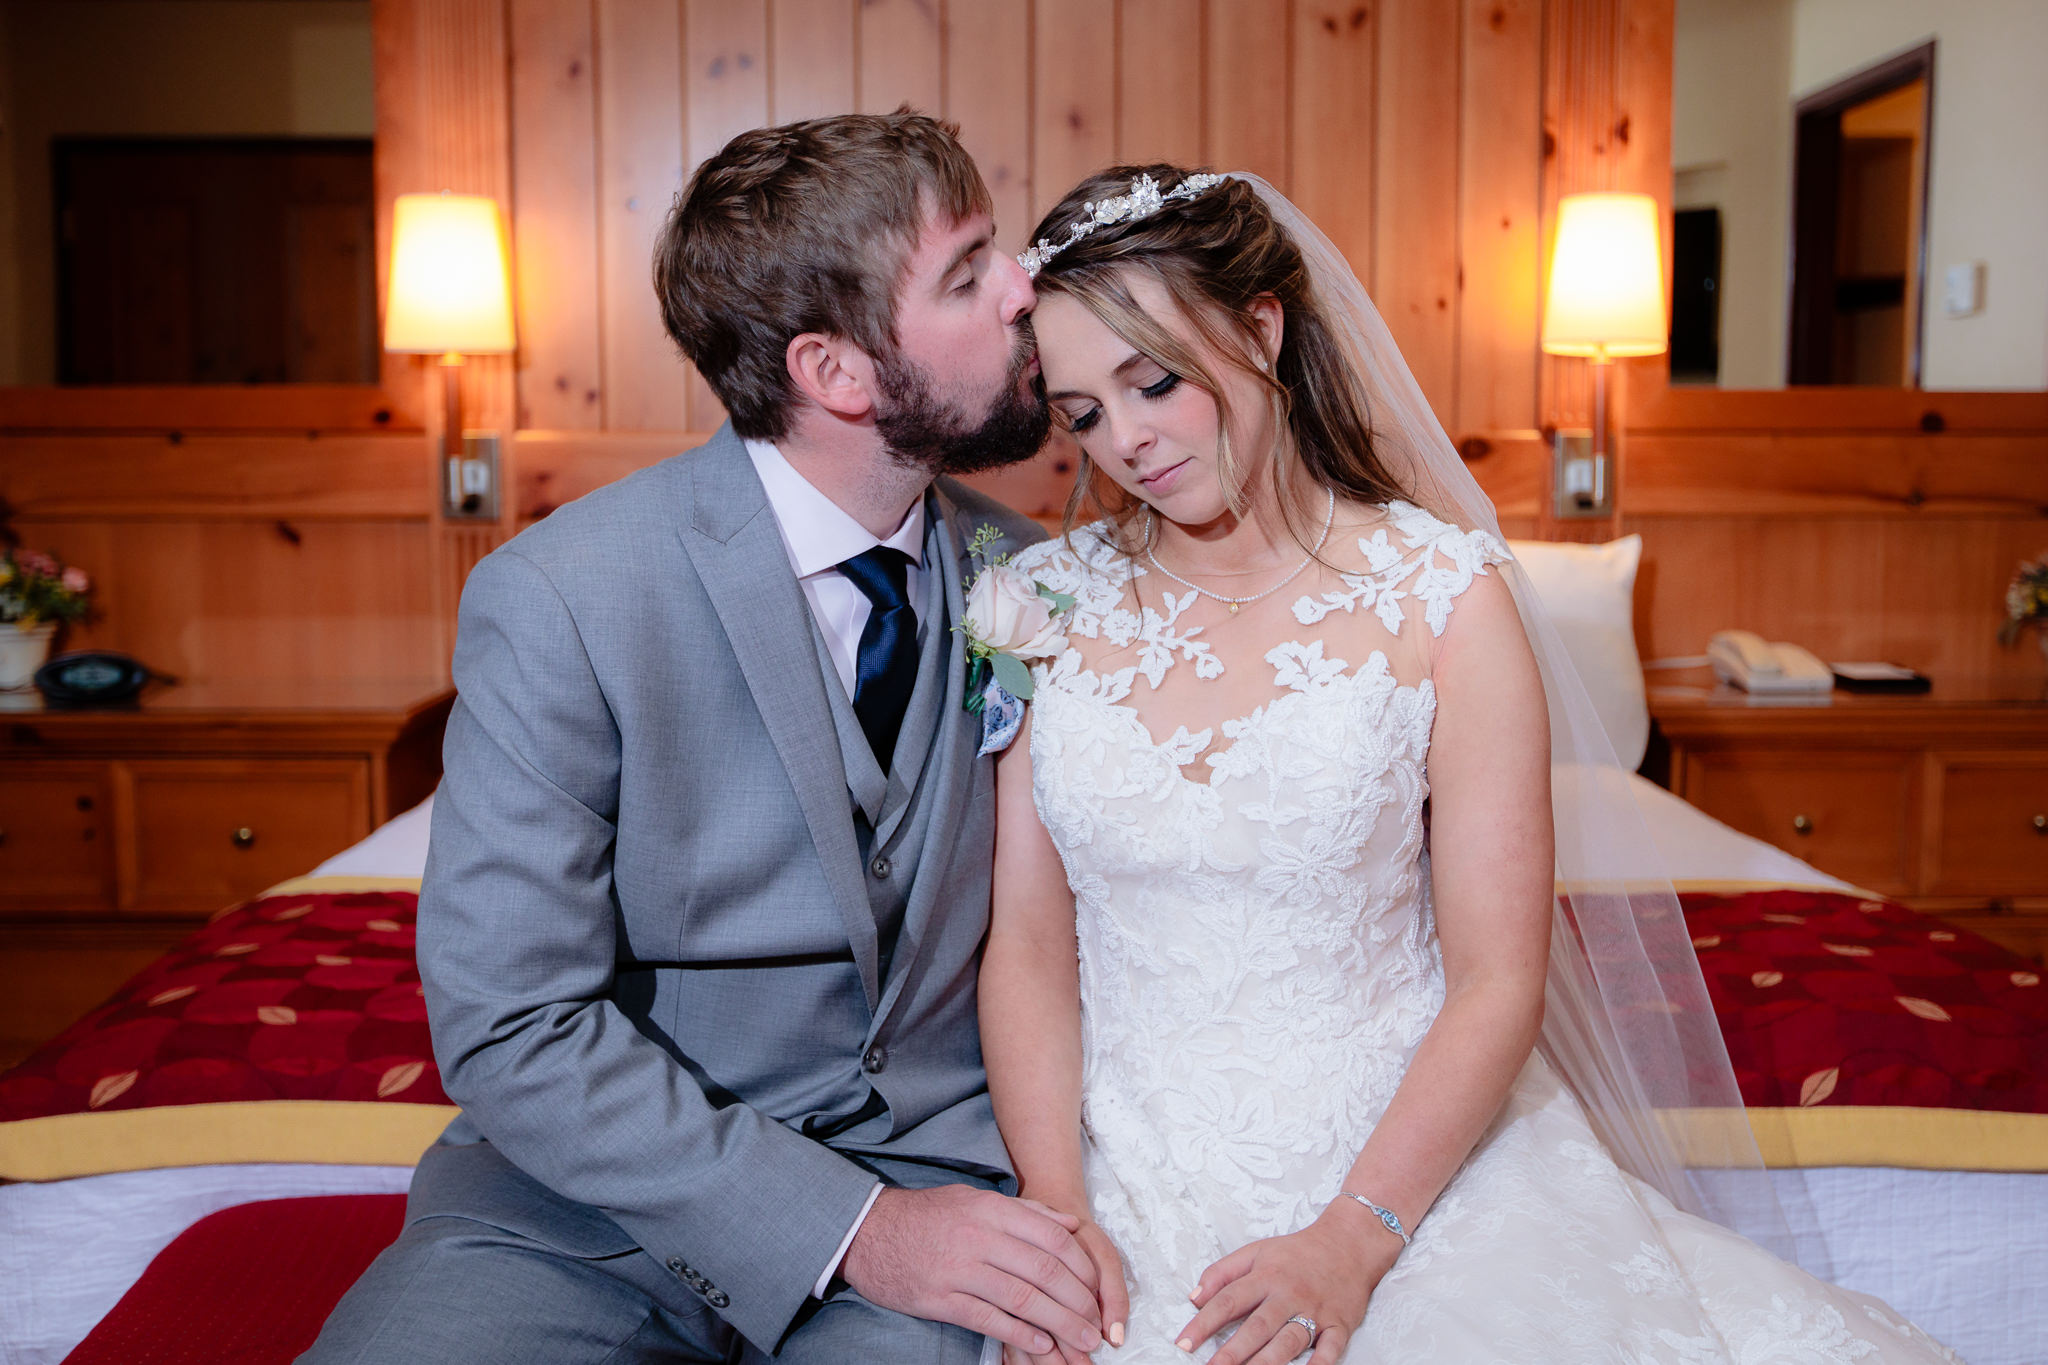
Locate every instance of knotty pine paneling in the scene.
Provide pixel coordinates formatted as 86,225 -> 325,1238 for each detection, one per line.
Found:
8,0 -> 2041,701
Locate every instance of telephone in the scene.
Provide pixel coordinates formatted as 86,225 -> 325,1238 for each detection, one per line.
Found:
1706,630 -> 1834,695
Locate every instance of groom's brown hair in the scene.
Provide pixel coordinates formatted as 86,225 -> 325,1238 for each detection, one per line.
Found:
654,109 -> 992,441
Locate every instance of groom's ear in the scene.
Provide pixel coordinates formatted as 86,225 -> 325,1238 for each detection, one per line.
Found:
786,332 -> 878,421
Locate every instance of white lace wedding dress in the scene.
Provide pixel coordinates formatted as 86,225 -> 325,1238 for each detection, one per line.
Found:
1008,503 -> 1960,1364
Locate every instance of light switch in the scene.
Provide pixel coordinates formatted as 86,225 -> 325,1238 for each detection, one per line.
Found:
444,433 -> 500,520
1943,262 -> 1985,318
1551,429 -> 1611,519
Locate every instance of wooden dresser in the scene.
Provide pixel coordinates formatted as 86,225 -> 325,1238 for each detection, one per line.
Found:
0,679 -> 452,1065
1648,674 -> 2048,964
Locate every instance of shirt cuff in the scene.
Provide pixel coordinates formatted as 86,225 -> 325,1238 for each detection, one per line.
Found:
814,1181 -> 885,1300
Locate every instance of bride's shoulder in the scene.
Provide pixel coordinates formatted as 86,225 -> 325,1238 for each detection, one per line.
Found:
1328,498 -> 1511,576
1302,497 -> 1514,636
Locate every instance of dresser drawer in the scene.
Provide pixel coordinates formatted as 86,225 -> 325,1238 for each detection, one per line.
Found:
0,763 -> 114,912
121,760 -> 370,912
1929,758 -> 2048,895
1680,750 -> 1917,893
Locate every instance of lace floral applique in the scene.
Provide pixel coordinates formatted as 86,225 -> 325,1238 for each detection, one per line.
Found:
1294,500 -> 1511,636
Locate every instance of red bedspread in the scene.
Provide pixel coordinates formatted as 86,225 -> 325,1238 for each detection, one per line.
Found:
1682,886 -> 2047,1114
3,883 -> 2044,1181
0,889 -> 446,1125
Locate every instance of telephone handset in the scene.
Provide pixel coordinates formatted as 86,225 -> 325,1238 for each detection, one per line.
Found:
1707,630 -> 1834,694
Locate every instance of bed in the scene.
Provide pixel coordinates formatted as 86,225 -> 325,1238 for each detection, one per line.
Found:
4,540 -> 2041,1365
4,785 -> 2041,1365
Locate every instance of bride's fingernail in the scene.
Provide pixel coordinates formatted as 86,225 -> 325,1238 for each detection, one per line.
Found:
1188,1285 -> 1202,1302
1176,1338 -> 1194,1353
1110,1322 -> 1125,1347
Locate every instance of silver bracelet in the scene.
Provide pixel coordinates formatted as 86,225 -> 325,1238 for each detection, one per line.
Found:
1334,1190 -> 1411,1246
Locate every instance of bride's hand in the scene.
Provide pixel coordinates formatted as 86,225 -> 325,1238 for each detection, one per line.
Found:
1177,1203 -> 1400,1364
1003,1198 -> 1130,1363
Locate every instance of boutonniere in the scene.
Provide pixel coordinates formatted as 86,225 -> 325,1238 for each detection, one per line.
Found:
957,525 -> 1074,756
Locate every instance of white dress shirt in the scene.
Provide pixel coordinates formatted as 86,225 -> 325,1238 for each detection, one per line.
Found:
742,437 -> 909,1296
744,438 -> 926,700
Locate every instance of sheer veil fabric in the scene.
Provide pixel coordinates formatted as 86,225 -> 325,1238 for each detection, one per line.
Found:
1233,174 -> 1829,1277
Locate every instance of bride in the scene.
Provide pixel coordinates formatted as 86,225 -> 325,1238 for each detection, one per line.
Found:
978,166 -> 1962,1365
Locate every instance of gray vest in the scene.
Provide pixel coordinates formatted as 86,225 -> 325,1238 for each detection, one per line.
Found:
806,505 -> 953,984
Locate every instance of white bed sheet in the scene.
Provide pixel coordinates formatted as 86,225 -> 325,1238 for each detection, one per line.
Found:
0,1163 -> 414,1365
6,785 -> 2030,1364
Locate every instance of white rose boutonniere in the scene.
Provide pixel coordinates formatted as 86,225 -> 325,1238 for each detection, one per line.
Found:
957,525 -> 1074,756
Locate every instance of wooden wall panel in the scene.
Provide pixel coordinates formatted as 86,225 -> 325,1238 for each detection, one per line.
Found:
858,0 -> 942,115
683,0 -> 771,431
943,1 -> 1032,253
1205,0 -> 1291,189
509,0 -> 604,431
1456,0 -> 1543,439
1031,0 -> 1117,223
9,0 -> 2042,705
1630,517 -> 2048,689
1373,0 -> 1461,430
597,0 -> 690,433
1291,0 -> 1376,288
13,518 -> 443,683
1117,0 -> 1205,170
772,0 -> 856,122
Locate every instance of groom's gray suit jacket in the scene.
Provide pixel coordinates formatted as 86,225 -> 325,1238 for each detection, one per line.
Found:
414,424 -> 1042,1352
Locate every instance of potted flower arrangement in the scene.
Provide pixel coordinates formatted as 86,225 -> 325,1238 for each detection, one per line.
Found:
1999,552 -> 2048,666
0,548 -> 92,689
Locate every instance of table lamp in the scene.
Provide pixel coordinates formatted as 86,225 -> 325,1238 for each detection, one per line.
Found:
1540,192 -> 1666,517
384,192 -> 516,519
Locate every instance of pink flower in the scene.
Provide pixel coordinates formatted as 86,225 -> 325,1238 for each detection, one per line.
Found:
61,566 -> 91,594
17,550 -> 57,578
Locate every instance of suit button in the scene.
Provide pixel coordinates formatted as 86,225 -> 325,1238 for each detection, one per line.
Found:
708,1289 -> 731,1309
862,1045 -> 888,1074
667,1256 -> 685,1275
870,855 -> 891,879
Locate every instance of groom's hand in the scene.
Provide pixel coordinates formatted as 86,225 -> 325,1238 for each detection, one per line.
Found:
840,1185 -> 1105,1358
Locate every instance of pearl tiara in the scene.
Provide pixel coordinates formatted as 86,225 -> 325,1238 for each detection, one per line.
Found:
1017,171 -> 1228,278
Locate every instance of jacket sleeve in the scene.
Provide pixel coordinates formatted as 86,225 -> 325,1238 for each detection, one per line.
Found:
419,546 -> 880,1351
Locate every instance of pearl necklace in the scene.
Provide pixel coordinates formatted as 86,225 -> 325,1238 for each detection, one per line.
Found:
1142,487 -> 1338,614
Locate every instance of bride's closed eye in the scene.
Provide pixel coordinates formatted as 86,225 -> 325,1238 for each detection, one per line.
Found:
1066,372 -> 1182,435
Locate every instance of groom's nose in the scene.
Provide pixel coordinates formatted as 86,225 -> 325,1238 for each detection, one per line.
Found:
995,250 -> 1035,327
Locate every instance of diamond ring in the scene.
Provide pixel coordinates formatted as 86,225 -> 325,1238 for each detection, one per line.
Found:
1285,1313 -> 1320,1344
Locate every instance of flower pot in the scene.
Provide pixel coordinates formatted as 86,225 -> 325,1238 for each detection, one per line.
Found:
0,622 -> 57,690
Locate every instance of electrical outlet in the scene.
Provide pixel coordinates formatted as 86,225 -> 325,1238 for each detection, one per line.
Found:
1551,428 -> 1611,519
444,433 -> 500,521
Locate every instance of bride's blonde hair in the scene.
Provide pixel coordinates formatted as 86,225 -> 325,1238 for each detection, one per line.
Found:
1028,165 -> 1410,553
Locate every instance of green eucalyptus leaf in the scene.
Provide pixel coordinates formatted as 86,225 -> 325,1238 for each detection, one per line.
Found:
1037,583 -> 1077,614
991,651 -> 1034,701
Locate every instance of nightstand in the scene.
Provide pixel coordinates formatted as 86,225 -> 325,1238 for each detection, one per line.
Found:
1648,673 -> 2048,964
0,679 -> 452,1065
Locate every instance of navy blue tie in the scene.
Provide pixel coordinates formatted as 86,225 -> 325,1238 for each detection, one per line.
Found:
838,547 -> 919,770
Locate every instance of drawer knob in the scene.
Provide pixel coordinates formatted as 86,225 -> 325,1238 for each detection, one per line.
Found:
1791,814 -> 1814,836
2034,814 -> 2046,835
231,826 -> 256,849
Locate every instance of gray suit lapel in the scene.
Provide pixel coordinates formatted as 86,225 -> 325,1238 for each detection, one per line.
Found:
679,428 -> 882,1010
872,489 -> 982,1025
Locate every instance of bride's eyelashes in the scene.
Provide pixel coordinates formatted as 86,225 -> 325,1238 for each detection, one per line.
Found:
1067,372 -> 1183,435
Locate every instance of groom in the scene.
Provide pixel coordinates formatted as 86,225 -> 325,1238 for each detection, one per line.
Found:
304,112 -> 1099,1363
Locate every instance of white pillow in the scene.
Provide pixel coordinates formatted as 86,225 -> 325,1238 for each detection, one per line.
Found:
1503,534 -> 1649,770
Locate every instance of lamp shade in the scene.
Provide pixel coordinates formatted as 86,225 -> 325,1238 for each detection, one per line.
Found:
1541,192 -> 1667,358
383,193 -> 516,354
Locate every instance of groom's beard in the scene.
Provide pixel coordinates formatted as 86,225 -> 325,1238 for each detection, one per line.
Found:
874,320 -> 1050,477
